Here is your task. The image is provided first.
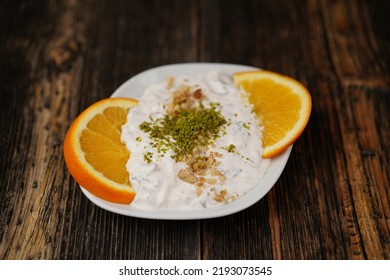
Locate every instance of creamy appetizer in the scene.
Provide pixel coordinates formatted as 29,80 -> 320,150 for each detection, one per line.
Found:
121,71 -> 270,210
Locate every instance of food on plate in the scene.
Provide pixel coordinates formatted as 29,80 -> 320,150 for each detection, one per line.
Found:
63,69 -> 311,208
234,70 -> 312,158
121,71 -> 271,210
63,98 -> 138,204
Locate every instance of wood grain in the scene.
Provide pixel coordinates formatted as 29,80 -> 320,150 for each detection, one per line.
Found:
0,0 -> 389,260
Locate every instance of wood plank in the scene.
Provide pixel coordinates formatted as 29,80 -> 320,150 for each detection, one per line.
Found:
321,0 -> 390,259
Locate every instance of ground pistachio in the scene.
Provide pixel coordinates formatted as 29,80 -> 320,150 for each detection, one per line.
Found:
140,106 -> 227,161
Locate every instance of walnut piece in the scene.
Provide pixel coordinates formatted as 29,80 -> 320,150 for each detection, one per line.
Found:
214,189 -> 227,202
193,88 -> 203,99
178,169 -> 197,184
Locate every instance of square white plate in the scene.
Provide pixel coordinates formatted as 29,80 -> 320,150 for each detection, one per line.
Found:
80,63 -> 292,220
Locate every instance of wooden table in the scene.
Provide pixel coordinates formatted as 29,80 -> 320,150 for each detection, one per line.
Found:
1,0 -> 389,260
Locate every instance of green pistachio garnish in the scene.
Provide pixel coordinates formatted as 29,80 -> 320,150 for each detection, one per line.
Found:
140,106 -> 227,161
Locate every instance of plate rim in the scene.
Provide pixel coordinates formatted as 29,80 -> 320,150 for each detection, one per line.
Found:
80,62 -> 292,220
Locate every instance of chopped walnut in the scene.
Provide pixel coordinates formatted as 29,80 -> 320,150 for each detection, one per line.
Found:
192,145 -> 208,155
206,178 -> 217,185
214,189 -> 227,202
210,166 -> 226,182
210,167 -> 222,176
166,83 -> 207,117
178,169 -> 197,184
194,169 -> 207,176
193,88 -> 203,99
192,158 -> 209,171
207,153 -> 216,165
218,174 -> 226,182
181,98 -> 192,110
173,89 -> 189,104
213,152 -> 223,158
195,186 -> 203,196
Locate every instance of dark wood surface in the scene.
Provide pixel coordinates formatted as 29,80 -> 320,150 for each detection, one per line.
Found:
0,0 -> 389,260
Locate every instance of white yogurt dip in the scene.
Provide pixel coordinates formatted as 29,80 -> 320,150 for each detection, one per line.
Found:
121,71 -> 270,210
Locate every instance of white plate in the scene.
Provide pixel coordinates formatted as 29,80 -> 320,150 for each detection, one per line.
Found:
80,63 -> 292,220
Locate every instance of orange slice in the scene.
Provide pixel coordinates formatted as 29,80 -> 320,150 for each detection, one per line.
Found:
234,70 -> 311,158
64,98 -> 138,204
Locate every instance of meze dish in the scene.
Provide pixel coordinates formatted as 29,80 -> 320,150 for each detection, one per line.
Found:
64,63 -> 311,218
